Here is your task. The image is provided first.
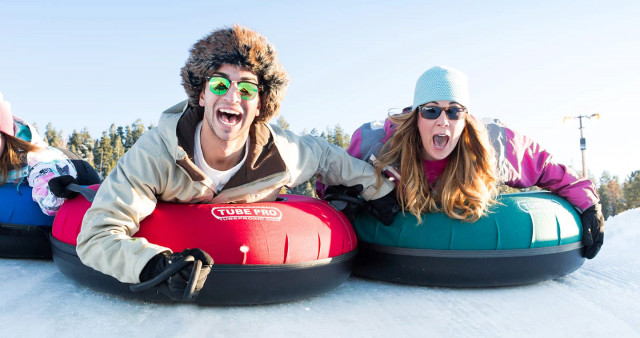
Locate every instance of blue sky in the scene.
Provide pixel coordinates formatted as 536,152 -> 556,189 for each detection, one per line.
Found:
1,0 -> 639,179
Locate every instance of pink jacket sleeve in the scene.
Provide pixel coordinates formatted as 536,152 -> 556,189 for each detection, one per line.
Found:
489,120 -> 599,212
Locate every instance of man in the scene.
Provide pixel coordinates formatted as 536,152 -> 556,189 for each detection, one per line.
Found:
71,25 -> 397,301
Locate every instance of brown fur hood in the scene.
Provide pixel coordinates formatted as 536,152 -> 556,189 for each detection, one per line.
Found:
180,25 -> 289,123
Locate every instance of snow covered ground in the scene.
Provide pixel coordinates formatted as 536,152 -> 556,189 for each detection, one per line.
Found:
1,209 -> 638,337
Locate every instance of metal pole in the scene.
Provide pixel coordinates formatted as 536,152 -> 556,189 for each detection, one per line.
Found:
578,116 -> 587,178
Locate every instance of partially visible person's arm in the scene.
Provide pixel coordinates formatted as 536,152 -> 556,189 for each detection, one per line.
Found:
27,146 -> 77,216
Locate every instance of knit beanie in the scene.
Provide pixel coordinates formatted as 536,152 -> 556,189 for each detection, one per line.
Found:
412,66 -> 470,111
181,25 -> 289,123
0,93 -> 15,137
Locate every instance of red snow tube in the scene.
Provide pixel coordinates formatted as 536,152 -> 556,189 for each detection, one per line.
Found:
50,185 -> 357,305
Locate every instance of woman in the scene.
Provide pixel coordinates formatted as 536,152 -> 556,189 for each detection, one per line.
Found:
0,92 -> 77,215
344,65 -> 603,259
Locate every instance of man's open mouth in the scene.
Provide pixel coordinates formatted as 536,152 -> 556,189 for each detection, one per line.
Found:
217,108 -> 243,125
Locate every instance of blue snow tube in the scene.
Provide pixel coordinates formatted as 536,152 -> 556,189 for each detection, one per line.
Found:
351,192 -> 585,287
0,183 -> 55,258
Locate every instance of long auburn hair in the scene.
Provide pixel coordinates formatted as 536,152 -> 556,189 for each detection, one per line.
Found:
0,133 -> 41,184
374,110 -> 497,222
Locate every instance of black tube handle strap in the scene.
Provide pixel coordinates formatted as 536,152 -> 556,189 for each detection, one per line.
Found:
324,193 -> 365,211
66,183 -> 98,203
129,255 -> 195,293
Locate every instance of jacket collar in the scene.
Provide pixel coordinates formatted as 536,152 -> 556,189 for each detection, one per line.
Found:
158,100 -> 287,186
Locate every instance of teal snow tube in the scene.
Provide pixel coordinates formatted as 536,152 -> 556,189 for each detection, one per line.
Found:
352,192 -> 585,287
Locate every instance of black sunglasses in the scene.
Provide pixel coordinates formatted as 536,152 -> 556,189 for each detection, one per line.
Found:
418,105 -> 467,120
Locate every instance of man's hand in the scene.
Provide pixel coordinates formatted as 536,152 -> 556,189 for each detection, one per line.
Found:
324,184 -> 365,224
138,248 -> 213,301
365,191 -> 401,226
580,204 -> 604,259
324,185 -> 400,226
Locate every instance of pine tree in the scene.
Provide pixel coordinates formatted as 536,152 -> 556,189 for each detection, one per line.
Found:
67,127 -> 95,166
78,119 -> 151,178
598,173 -> 613,219
331,124 -> 350,149
94,131 -> 114,178
623,170 -> 640,210
609,176 -> 626,216
323,127 -> 334,145
108,124 -> 118,148
598,172 -> 625,218
112,134 -> 125,164
44,122 -> 65,148
116,126 -> 125,145
124,119 -> 146,151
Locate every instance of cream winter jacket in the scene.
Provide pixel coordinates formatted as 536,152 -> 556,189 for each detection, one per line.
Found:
77,101 -> 394,283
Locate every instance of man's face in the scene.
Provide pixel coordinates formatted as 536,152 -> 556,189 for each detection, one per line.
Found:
199,64 -> 260,143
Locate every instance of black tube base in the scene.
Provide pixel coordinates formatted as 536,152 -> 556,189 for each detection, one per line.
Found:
50,236 -> 356,305
354,241 -> 585,287
0,224 -> 52,259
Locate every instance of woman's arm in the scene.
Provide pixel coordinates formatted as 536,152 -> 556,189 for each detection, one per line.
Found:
486,119 -> 599,211
27,146 -> 77,215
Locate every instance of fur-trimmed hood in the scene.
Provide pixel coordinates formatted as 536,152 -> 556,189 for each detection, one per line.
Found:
180,25 -> 289,123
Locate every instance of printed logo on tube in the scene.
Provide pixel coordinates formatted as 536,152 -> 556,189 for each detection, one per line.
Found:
211,206 -> 283,221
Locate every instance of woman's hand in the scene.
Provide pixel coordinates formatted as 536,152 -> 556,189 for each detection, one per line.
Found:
580,204 -> 604,259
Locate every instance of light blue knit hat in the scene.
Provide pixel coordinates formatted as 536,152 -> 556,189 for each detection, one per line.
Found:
412,65 -> 470,111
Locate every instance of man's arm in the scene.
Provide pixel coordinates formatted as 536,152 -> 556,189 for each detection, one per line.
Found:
273,124 -> 394,201
76,132 -> 171,284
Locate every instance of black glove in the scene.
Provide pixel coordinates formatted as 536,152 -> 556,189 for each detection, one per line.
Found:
365,190 -> 401,226
48,175 -> 80,199
70,159 -> 101,185
324,185 -> 400,226
324,184 -> 368,225
580,204 -> 604,259
137,248 -> 214,302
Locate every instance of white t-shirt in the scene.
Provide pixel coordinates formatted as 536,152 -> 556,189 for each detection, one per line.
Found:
193,121 -> 249,192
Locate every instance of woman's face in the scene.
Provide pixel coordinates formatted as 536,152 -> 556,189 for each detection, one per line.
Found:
417,100 -> 466,161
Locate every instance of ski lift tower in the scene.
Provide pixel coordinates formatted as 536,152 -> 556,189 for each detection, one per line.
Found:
563,113 -> 600,178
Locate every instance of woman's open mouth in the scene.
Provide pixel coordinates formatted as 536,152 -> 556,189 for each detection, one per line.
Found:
433,134 -> 449,150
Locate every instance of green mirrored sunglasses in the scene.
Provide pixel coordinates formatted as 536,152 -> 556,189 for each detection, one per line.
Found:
208,76 -> 259,101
